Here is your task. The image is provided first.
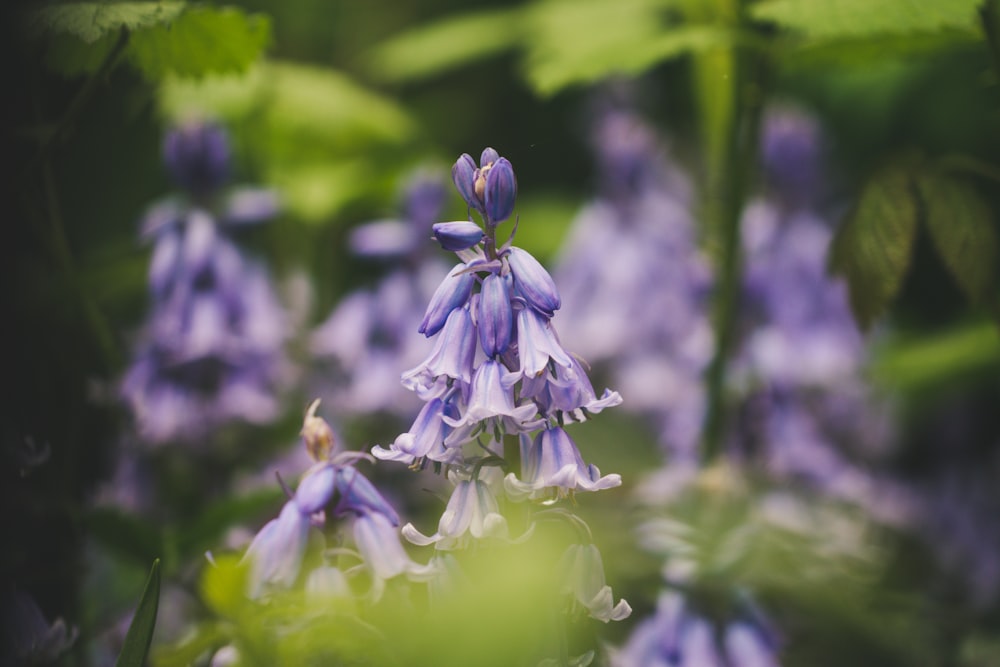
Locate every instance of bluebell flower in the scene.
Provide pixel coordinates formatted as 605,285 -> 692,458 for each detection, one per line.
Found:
243,501 -> 311,597
557,544 -> 632,622
506,246 -> 561,316
451,148 -> 517,225
122,120 -> 288,445
477,272 -> 514,357
442,359 -> 539,430
419,263 -> 477,336
433,221 -> 485,251
505,427 -> 621,501
333,465 -> 401,525
372,393 -> 463,465
352,511 -> 438,595
507,305 -> 574,381
401,306 -> 477,396
402,469 -> 524,550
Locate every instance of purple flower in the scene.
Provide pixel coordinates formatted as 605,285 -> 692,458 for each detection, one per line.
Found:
402,470 -> 518,550
352,511 -> 437,588
483,157 -> 517,224
558,544 -> 631,622
452,153 -> 481,213
478,273 -> 514,357
243,502 -> 310,597
371,395 -> 462,465
507,247 -> 561,316
612,593 -> 724,667
333,465 -> 401,525
442,359 -> 538,430
402,306 -> 477,396
163,120 -> 230,196
507,306 -> 573,382
522,356 -> 623,422
418,263 -> 476,336
433,221 -> 484,252
294,463 -> 337,515
505,427 -> 621,501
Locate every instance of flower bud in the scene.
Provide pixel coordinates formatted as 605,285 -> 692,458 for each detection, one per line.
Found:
507,247 -> 561,316
419,263 -> 476,336
163,120 -> 230,195
484,158 -> 517,224
478,272 -> 513,357
452,153 -> 481,213
301,399 -> 337,461
480,147 -> 500,166
432,221 -> 484,252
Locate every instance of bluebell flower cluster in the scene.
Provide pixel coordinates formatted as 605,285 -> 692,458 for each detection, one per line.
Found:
372,148 -> 629,629
122,120 -> 288,444
242,400 -> 434,600
310,171 -> 451,418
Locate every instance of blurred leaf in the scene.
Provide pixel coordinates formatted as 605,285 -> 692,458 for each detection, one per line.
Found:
116,559 -> 161,667
26,1 -> 185,43
86,506 -> 164,567
176,488 -> 283,559
829,163 -> 919,329
777,29 -> 980,68
269,161 -> 381,223
508,195 -> 578,260
127,6 -> 271,79
916,170 -> 998,304
152,622 -> 227,667
365,8 -> 521,82
523,0 -> 732,96
751,0 -> 981,38
872,321 -> 1000,391
263,62 -> 416,149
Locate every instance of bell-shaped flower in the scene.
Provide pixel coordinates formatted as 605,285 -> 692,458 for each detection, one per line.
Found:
243,501 -> 310,598
352,511 -> 438,594
612,593 -> 725,667
433,221 -> 484,252
478,273 -> 513,357
402,471 -> 521,550
294,463 -> 337,515
505,427 -> 621,501
372,396 -> 462,465
333,465 -> 400,525
508,306 -> 573,382
529,356 -> 623,422
443,359 -> 538,429
402,306 -> 477,394
452,153 -> 481,213
484,157 -> 517,224
419,263 -> 476,336
558,544 -> 631,622
724,622 -> 781,667
507,247 -> 561,316
163,120 -> 230,195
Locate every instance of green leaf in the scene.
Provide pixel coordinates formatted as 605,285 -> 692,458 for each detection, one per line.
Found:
116,559 -> 161,667
872,321 -> 1000,391
365,8 -> 521,82
751,0 -> 982,38
917,170 -> 998,304
523,0 -> 732,96
26,1 -> 185,43
829,163 -> 919,329
127,6 -> 271,79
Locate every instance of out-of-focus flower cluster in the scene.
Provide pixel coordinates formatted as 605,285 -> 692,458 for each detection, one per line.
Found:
122,120 -> 289,445
309,172 -> 451,419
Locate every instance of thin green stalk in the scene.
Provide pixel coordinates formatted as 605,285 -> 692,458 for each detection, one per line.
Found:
695,0 -> 766,464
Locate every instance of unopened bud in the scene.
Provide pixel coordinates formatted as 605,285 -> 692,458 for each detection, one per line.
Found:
302,399 -> 336,461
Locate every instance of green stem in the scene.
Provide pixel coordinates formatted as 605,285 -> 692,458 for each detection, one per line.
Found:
696,0 -> 766,464
979,0 -> 1000,79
